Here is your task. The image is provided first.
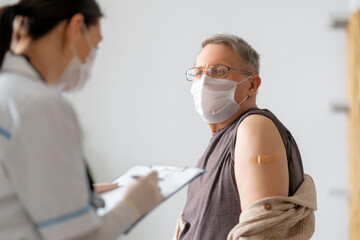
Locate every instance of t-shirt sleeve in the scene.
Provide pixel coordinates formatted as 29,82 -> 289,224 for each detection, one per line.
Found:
4,95 -> 100,240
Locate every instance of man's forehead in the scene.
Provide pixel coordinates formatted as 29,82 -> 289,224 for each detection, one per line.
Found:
195,44 -> 240,67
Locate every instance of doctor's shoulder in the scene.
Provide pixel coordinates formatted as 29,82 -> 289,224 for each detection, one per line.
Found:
0,72 -> 78,125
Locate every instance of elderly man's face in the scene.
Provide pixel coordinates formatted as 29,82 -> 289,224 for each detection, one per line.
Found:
195,43 -> 251,105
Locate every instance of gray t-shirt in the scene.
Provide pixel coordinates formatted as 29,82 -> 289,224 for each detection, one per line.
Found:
180,108 -> 304,240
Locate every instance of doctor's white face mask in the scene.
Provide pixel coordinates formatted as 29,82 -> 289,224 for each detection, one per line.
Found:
56,25 -> 96,92
191,74 -> 251,124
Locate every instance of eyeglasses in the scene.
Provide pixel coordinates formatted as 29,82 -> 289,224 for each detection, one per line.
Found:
185,65 -> 252,82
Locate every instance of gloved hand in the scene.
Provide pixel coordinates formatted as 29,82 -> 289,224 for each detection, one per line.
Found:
121,171 -> 164,221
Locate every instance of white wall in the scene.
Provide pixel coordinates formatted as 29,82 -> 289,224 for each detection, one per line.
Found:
67,0 -> 350,239
2,0 -> 349,239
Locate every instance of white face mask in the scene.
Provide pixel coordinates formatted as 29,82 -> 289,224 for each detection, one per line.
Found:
56,25 -> 96,92
190,74 -> 251,124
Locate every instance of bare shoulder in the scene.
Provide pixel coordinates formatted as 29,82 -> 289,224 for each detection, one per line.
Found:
234,113 -> 289,210
237,114 -> 279,138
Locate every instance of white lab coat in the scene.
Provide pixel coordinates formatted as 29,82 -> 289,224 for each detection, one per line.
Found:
0,53 -> 134,240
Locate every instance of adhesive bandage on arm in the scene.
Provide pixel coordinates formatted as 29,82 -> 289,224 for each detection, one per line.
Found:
249,155 -> 277,164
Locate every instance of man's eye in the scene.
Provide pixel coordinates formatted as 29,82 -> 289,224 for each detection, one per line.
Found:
209,68 -> 223,75
194,70 -> 203,76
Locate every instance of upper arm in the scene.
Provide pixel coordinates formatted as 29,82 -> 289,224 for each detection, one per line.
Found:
234,114 -> 289,211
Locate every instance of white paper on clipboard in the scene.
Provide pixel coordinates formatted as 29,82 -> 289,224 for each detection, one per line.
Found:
96,165 -> 206,233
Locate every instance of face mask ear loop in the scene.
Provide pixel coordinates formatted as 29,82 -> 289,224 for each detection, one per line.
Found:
69,27 -> 81,59
236,75 -> 252,85
238,95 -> 248,105
81,24 -> 94,48
70,25 -> 94,64
70,43 -> 78,58
234,75 -> 251,106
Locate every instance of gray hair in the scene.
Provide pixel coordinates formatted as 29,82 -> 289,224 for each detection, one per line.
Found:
202,34 -> 260,74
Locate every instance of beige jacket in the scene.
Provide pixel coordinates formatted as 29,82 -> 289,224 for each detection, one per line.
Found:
173,174 -> 317,240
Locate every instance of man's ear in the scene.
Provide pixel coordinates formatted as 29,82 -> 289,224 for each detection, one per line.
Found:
248,75 -> 261,96
66,14 -> 85,45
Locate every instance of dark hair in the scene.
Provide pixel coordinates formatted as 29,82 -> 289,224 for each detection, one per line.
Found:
0,0 -> 103,68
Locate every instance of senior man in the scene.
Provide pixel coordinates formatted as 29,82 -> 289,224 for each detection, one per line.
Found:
173,34 -> 316,240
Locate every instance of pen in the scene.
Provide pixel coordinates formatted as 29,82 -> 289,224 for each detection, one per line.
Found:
131,175 -> 164,181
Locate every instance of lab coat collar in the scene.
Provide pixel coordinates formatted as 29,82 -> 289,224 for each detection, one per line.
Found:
1,52 -> 46,85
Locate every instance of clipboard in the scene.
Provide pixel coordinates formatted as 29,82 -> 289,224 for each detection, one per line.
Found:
96,165 -> 206,233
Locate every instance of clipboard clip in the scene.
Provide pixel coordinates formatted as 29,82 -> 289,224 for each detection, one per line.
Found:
148,165 -> 188,172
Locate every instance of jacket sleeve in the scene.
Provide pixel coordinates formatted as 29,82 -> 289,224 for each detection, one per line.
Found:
73,201 -> 137,240
227,175 -> 317,240
172,212 -> 184,240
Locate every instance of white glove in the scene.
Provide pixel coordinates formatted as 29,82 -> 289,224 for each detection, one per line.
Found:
121,171 -> 164,221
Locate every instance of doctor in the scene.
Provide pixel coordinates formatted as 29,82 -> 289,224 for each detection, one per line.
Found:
0,0 -> 163,240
